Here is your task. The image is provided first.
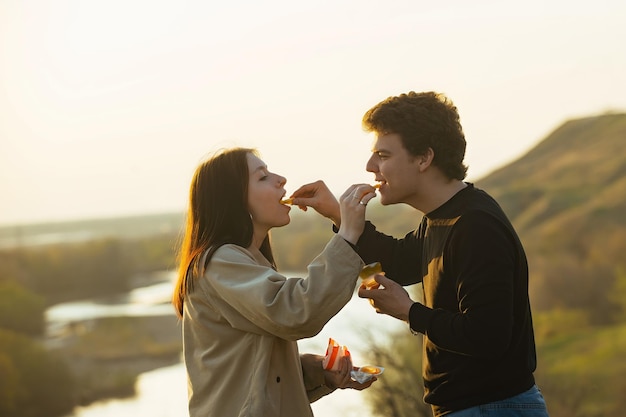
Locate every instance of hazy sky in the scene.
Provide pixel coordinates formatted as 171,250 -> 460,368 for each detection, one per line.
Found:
1,0 -> 625,226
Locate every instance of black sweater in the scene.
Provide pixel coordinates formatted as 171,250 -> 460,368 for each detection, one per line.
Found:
356,183 -> 536,416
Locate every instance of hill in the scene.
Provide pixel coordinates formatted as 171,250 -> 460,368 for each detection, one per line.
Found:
476,113 -> 626,318
533,320 -> 626,416
476,113 -> 626,237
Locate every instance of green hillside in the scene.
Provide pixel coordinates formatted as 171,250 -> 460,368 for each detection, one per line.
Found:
476,113 -> 626,237
476,113 -> 626,318
534,319 -> 626,417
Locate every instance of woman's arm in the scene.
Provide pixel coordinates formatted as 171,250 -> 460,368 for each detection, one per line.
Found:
204,236 -> 363,340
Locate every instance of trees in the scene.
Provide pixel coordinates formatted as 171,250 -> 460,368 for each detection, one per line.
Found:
0,282 -> 45,336
0,283 -> 76,417
361,329 -> 430,417
0,234 -> 178,305
0,330 -> 76,417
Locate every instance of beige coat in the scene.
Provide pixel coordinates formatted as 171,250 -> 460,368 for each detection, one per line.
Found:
183,234 -> 363,417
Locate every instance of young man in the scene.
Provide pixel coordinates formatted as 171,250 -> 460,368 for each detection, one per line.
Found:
290,91 -> 549,416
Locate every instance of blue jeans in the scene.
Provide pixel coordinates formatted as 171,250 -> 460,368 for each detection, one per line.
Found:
445,385 -> 549,417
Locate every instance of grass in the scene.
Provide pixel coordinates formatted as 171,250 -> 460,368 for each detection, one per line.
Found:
534,314 -> 626,417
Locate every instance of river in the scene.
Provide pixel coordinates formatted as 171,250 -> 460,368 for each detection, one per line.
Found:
48,273 -> 406,417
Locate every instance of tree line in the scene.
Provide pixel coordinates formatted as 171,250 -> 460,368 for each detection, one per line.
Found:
0,232 -> 179,417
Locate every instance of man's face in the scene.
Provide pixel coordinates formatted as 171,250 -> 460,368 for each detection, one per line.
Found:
366,133 -> 421,206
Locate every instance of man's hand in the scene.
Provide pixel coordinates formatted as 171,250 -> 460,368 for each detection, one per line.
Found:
358,274 -> 414,322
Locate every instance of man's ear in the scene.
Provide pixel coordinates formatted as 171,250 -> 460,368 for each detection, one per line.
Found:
417,147 -> 434,172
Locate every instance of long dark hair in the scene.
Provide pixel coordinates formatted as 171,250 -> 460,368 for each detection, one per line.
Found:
172,147 -> 276,318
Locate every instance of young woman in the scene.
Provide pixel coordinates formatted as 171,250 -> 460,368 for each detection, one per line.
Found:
172,147 -> 375,417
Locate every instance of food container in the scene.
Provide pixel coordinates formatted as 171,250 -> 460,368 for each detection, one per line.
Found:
350,365 -> 385,383
359,262 -> 383,289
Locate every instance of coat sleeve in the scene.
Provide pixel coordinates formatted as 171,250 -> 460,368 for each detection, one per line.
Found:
300,353 -> 335,403
201,234 -> 364,341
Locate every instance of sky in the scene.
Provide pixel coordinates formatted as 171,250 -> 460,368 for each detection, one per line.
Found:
1,0 -> 625,226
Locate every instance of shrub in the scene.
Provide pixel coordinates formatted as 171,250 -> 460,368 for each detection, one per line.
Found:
0,282 -> 46,336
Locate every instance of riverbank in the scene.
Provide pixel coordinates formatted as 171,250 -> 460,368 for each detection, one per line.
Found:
50,313 -> 183,405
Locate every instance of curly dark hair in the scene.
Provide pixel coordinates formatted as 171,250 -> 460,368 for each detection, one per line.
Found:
362,91 -> 468,180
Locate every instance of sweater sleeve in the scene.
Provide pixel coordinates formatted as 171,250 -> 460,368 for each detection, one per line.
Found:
201,234 -> 363,341
356,221 -> 425,286
410,210 -> 518,358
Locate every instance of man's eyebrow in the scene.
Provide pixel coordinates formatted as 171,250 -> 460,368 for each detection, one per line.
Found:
372,148 -> 389,154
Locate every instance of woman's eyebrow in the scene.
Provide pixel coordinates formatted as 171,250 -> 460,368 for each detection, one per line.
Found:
251,164 -> 268,174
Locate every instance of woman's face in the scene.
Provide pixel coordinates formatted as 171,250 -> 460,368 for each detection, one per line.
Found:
246,153 -> 290,239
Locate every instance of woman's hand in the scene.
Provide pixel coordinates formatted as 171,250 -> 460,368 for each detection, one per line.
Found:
324,356 -> 377,391
290,181 -> 377,246
290,180 -> 341,225
336,183 -> 377,245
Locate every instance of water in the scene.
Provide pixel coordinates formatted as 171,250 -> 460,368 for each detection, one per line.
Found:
46,280 -> 176,341
53,272 -> 405,417
46,281 -> 175,322
67,364 -> 188,417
